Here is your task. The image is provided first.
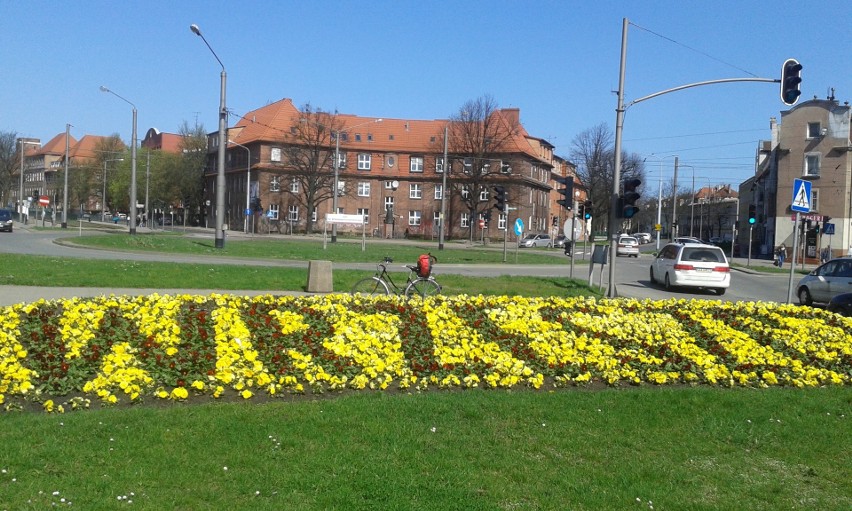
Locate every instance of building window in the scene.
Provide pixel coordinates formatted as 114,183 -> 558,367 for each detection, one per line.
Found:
409,183 -> 422,199
355,134 -> 362,142
807,122 -> 822,139
434,184 -> 443,200
501,161 -> 512,174
385,180 -> 397,190
268,204 -> 279,220
463,157 -> 473,174
384,196 -> 394,213
288,205 -> 299,222
358,153 -> 371,170
357,208 -> 369,224
410,156 -> 424,173
811,188 -> 819,211
408,210 -> 421,226
289,178 -> 299,193
270,176 -> 281,192
460,212 -> 469,228
479,187 -> 488,202
433,211 -> 442,227
357,182 -> 370,197
386,154 -> 396,168
271,147 -> 281,162
336,181 -> 345,197
804,153 -> 820,177
311,208 -> 318,223
436,156 -> 445,173
497,213 -> 506,230
335,152 -> 347,169
461,185 -> 470,200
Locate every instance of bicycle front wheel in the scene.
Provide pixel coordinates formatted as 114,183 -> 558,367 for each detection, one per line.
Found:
404,278 -> 441,299
351,277 -> 391,296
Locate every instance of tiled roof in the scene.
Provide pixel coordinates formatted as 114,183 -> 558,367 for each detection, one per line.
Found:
37,132 -> 77,156
68,135 -> 114,160
228,98 -> 552,165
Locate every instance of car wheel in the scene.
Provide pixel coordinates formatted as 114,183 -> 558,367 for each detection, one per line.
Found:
547,243 -> 553,248
649,267 -> 656,285
797,287 -> 813,306
664,273 -> 673,291
715,288 -> 726,296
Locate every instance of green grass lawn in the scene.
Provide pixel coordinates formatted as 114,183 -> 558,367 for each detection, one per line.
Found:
1,388 -> 849,510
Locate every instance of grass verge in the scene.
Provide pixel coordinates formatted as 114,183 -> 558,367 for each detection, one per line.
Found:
1,388 -> 849,510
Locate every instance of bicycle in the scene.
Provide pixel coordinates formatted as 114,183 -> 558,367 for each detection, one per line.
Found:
351,255 -> 441,298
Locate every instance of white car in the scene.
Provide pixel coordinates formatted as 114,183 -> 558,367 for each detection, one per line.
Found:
616,236 -> 640,257
673,236 -> 703,244
633,233 -> 652,244
650,243 -> 730,295
796,258 -> 852,305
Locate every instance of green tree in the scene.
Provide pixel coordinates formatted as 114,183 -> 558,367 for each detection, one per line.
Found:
0,131 -> 19,208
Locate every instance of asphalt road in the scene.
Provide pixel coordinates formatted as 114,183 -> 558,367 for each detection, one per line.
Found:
0,223 -> 806,306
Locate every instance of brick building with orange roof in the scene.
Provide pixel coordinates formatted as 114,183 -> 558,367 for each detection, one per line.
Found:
205,98 -> 566,241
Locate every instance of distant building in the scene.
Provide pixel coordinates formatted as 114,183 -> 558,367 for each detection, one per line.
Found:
141,128 -> 186,153
202,98 -> 557,239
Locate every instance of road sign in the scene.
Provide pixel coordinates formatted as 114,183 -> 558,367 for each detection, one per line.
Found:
824,223 -> 835,235
478,219 -> 485,228
38,195 -> 50,206
513,218 -> 524,236
791,178 -> 811,213
654,223 -> 661,232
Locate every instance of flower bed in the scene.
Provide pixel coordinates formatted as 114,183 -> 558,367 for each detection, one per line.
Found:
1,293 -> 850,412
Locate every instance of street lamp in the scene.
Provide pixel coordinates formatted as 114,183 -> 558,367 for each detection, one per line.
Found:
228,140 -> 251,234
100,85 -> 138,235
190,23 -> 227,249
439,125 -> 449,250
102,157 -> 124,221
332,118 -> 382,242
644,155 -> 678,249
18,139 -> 40,224
62,123 -> 71,228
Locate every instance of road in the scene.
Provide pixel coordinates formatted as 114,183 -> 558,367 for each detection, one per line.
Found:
0,225 -> 805,305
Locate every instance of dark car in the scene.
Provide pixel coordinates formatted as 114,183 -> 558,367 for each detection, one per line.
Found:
0,208 -> 13,232
827,292 -> 852,317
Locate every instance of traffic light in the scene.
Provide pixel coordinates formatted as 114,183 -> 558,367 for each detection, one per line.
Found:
814,222 -> 820,234
618,179 -> 641,219
583,200 -> 592,220
554,176 -> 574,211
748,205 -> 757,224
780,58 -> 803,106
250,196 -> 262,212
493,185 -> 507,212
483,210 -> 492,225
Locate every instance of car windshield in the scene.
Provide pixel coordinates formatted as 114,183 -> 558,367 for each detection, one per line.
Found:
0,210 -> 11,221
682,247 -> 725,263
523,235 -> 536,240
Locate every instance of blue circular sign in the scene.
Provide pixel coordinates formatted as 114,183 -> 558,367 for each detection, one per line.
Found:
514,218 -> 524,236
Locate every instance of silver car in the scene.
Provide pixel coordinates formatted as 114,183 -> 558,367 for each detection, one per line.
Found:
796,258 -> 852,305
518,233 -> 552,248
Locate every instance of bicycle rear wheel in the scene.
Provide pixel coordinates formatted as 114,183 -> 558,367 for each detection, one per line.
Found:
351,277 -> 391,296
404,278 -> 441,299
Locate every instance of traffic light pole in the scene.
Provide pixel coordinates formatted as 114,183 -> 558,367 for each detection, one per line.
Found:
786,212 -> 801,304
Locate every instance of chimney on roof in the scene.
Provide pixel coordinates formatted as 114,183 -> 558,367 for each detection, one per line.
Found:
501,108 -> 520,126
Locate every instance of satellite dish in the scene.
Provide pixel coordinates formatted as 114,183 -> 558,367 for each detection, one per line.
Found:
391,180 -> 399,189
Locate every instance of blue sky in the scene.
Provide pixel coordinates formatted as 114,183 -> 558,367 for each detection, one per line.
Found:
2,0 -> 850,190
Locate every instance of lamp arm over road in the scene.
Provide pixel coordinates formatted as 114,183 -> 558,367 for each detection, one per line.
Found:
100,85 -> 138,235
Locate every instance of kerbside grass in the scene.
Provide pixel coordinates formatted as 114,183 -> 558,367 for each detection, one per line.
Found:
1,388 -> 849,510
0,253 -> 598,298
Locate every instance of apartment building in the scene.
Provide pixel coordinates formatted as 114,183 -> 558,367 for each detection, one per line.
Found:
204,98 -> 557,240
741,94 -> 852,260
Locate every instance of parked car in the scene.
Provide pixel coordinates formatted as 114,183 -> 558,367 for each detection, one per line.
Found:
553,235 -> 567,248
616,236 -> 640,257
518,233 -> 552,248
796,258 -> 852,306
650,242 -> 730,295
673,236 -> 703,244
0,208 -> 13,232
708,236 -> 723,245
827,292 -> 852,317
633,232 -> 652,244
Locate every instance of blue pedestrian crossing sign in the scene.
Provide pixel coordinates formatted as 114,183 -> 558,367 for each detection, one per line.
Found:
791,178 -> 811,213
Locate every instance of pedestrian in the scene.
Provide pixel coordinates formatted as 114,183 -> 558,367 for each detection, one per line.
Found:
820,246 -> 830,264
775,244 -> 786,268
848,244 -> 852,258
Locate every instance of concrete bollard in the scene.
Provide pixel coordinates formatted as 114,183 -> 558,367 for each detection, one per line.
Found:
306,260 -> 333,293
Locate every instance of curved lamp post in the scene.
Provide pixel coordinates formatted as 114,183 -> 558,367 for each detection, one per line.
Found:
228,140 -> 251,234
100,85 -> 138,235
190,23 -> 227,249
18,139 -> 40,224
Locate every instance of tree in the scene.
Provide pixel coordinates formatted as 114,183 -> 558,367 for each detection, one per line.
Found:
0,131 -> 19,208
282,104 -> 344,234
570,123 -> 645,233
446,94 -> 520,241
